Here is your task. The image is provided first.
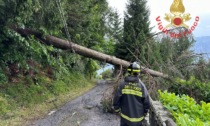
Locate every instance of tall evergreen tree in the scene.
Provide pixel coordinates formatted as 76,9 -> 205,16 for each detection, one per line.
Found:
106,9 -> 123,44
105,9 -> 123,55
115,0 -> 152,63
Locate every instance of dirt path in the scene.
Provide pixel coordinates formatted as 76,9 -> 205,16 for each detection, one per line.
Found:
28,80 -> 120,126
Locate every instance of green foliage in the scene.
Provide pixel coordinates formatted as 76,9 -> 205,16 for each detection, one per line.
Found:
0,0 -> 118,122
159,90 -> 210,126
154,33 -> 195,77
0,0 -> 116,84
0,68 -> 7,84
51,80 -> 69,95
101,69 -> 113,79
0,95 -> 10,115
3,78 -> 49,106
62,0 -> 114,55
115,0 -> 152,62
0,72 -> 92,117
84,59 -> 99,79
168,77 -> 210,102
175,114 -> 210,126
106,9 -> 123,46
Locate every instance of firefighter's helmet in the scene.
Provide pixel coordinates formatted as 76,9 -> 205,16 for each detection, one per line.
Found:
127,62 -> 141,74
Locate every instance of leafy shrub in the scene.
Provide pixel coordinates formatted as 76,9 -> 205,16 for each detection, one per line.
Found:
0,68 -> 7,84
159,90 -> 210,126
101,69 -> 113,79
168,76 -> 210,102
175,114 -> 209,126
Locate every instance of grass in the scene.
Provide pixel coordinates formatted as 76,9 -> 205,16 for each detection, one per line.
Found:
0,72 -> 96,126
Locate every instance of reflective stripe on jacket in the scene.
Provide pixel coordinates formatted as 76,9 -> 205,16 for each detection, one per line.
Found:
113,75 -> 150,126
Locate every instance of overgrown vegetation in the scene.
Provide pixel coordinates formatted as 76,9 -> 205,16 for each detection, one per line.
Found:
168,77 -> 210,102
159,90 -> 210,126
0,73 -> 95,125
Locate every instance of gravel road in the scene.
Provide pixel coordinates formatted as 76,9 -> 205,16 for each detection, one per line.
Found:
28,80 -> 120,126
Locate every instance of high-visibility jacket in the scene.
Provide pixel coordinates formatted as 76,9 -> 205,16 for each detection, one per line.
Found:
113,75 -> 150,126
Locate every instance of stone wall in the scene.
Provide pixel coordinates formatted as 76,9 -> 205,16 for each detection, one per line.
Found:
148,98 -> 176,126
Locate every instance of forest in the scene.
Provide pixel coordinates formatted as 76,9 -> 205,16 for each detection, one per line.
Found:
0,0 -> 209,125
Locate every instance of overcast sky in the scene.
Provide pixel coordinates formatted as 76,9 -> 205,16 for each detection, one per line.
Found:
107,0 -> 210,37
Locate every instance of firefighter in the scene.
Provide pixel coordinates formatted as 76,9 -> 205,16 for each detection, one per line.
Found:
113,62 -> 150,126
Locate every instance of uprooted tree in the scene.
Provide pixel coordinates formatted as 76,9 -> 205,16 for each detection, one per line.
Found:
11,26 -> 168,79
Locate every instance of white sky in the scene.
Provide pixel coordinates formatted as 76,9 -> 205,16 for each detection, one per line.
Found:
107,0 -> 210,37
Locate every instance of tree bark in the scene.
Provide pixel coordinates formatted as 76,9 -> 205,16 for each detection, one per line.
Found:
10,26 -> 168,78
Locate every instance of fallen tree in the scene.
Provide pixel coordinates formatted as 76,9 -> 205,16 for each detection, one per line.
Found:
10,26 -> 168,78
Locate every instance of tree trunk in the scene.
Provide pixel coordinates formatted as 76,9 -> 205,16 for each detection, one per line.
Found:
10,26 -> 168,78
